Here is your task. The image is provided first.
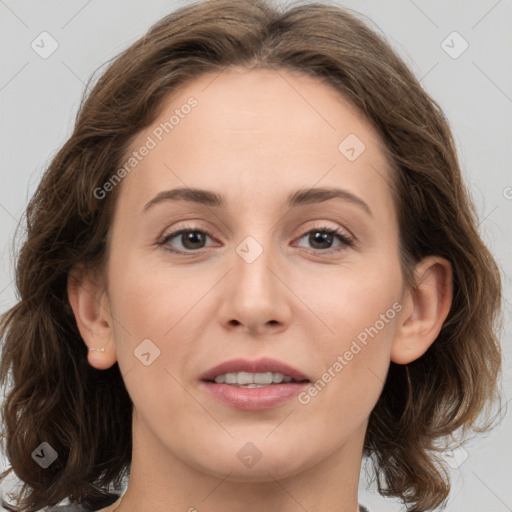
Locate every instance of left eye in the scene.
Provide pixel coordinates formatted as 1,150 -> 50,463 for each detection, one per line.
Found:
296,227 -> 353,252
159,226 -> 353,254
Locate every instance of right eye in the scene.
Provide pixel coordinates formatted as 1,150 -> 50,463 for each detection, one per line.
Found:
158,226 -> 217,254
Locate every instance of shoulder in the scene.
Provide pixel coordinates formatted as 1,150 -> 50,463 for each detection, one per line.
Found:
43,499 -> 369,512
42,505 -> 91,512
37,492 -> 122,512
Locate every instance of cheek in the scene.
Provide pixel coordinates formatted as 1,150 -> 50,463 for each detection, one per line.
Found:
106,250 -> 227,401
107,246 -> 192,333
304,259 -> 403,346
106,255 -> 201,420
298,263 -> 402,404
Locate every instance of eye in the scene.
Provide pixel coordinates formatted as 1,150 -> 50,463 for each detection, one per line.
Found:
158,225 -> 216,254
295,225 -> 354,253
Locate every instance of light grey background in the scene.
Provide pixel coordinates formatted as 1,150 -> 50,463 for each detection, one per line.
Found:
1,1 -> 511,511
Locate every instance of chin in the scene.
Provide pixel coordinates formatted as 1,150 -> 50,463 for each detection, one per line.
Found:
185,439 -> 320,482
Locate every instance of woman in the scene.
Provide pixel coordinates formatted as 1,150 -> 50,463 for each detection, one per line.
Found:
0,1 -> 503,511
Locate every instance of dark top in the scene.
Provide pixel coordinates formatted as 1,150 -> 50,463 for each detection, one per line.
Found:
41,493 -> 370,511
36,493 -> 122,511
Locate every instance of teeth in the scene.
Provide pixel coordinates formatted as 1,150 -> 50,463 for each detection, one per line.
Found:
272,373 -> 284,384
213,372 -> 296,386
224,373 -> 236,384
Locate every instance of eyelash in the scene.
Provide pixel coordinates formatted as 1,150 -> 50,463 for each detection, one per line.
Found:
157,223 -> 355,256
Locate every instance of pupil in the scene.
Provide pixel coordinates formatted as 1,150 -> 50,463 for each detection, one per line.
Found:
184,231 -> 204,249
311,231 -> 332,249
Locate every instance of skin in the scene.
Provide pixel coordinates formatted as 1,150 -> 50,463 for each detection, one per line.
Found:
68,67 -> 452,512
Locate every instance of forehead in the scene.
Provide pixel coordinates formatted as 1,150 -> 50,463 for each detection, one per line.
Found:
117,67 -> 394,214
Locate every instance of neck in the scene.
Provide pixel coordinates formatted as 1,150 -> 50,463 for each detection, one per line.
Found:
115,411 -> 366,512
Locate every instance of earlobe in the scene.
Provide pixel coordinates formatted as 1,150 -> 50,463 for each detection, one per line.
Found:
391,256 -> 453,364
67,265 -> 117,369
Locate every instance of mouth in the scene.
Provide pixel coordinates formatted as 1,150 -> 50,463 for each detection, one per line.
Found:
207,371 -> 308,388
199,357 -> 310,385
199,358 -> 311,410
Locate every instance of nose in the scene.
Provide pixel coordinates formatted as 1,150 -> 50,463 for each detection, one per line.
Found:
217,237 -> 292,336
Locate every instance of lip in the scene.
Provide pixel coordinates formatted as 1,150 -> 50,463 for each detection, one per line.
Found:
199,357 -> 310,383
200,381 -> 309,410
199,357 -> 311,410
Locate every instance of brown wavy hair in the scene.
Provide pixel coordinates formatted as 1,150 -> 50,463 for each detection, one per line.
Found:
0,0 -> 503,510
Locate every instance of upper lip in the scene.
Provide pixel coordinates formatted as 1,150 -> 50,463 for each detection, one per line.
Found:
199,357 -> 310,382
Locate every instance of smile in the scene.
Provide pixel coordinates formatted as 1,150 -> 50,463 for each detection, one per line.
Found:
212,371 -> 300,387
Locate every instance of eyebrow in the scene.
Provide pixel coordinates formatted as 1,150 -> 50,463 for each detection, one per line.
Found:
143,186 -> 372,216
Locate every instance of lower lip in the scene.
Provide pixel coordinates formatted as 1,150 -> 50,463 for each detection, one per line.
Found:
201,381 -> 309,410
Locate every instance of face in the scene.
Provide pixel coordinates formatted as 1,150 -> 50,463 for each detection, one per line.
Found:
101,67 -> 407,481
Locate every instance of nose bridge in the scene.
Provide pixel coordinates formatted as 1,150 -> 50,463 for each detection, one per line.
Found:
219,229 -> 290,332
233,232 -> 279,301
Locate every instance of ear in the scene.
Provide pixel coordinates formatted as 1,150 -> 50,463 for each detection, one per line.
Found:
67,264 -> 117,370
391,256 -> 453,364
